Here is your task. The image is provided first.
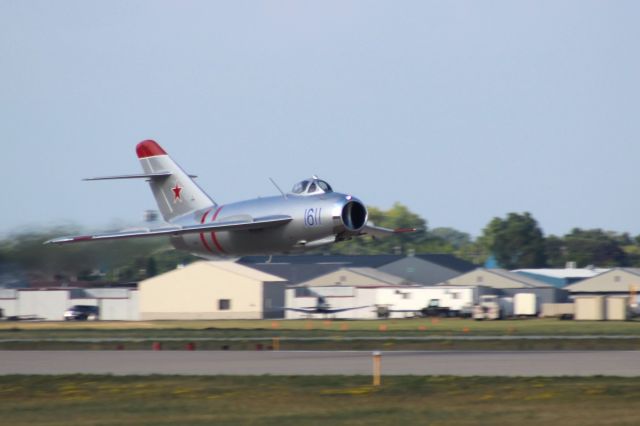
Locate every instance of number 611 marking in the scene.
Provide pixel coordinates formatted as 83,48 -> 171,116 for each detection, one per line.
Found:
304,208 -> 322,227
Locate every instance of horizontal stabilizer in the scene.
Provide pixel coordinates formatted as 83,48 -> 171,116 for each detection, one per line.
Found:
45,215 -> 292,245
83,172 -> 197,181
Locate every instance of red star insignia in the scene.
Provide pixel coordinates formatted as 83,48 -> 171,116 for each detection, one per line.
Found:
171,183 -> 182,201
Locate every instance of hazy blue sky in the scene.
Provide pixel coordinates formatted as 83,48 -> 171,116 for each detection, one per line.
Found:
1,1 -> 639,238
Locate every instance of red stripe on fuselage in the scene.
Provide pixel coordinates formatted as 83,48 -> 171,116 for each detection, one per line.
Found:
210,206 -> 226,254
199,209 -> 213,253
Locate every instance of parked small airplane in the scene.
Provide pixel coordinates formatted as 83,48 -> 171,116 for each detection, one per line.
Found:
285,296 -> 370,315
46,140 -> 414,256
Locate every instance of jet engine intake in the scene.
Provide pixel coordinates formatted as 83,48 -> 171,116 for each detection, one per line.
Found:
341,200 -> 367,232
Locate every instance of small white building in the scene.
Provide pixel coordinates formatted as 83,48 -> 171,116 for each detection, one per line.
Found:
0,287 -> 138,321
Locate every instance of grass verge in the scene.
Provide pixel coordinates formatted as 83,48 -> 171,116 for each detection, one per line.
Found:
1,375 -> 639,425
2,318 -> 640,338
2,338 -> 640,351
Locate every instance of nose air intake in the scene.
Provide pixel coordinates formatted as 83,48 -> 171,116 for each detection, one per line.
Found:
341,201 -> 367,231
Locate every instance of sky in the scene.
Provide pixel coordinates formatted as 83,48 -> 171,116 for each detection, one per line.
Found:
1,1 -> 639,238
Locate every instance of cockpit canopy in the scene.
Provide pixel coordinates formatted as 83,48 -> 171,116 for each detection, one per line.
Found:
291,178 -> 333,195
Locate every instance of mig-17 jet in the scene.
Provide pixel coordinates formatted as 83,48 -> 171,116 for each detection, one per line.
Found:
46,140 -> 414,256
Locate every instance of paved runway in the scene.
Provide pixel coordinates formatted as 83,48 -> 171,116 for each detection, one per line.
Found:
2,350 -> 640,376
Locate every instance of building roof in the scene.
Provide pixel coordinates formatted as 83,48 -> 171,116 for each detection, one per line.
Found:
442,268 -> 552,289
413,254 -> 476,273
342,267 -> 415,286
238,254 -> 476,284
155,261 -> 287,284
235,262 -> 343,284
296,267 -> 416,288
239,254 -> 403,268
204,261 -> 287,282
564,268 -> 640,293
488,269 -> 552,288
514,268 -> 610,279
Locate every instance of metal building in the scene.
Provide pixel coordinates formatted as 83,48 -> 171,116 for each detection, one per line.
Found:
437,268 -> 568,311
138,261 -> 286,320
0,287 -> 138,321
564,268 -> 640,298
285,267 -> 475,319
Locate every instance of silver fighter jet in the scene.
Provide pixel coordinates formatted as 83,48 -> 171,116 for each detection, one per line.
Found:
46,140 -> 414,256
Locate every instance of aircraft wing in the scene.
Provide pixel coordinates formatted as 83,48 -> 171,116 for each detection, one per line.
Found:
44,215 -> 292,245
283,307 -> 319,313
360,223 -> 417,238
283,306 -> 370,314
322,305 -> 371,313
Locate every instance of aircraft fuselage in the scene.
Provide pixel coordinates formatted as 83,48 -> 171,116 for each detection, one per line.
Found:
171,192 -> 367,256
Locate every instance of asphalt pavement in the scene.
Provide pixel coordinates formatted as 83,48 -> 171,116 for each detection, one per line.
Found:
1,350 -> 639,376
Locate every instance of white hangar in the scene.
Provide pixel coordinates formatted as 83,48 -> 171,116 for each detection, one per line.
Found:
138,261 -> 287,320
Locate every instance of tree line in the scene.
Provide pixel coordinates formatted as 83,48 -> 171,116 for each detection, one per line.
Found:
325,204 -> 640,270
1,204 -> 639,283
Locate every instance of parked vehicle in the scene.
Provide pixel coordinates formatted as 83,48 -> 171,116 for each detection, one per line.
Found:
419,298 -> 454,317
379,298 -> 462,319
64,305 -> 99,321
473,295 -> 500,320
514,293 -> 537,317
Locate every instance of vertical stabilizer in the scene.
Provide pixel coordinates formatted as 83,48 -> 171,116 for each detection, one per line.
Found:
136,140 -> 214,222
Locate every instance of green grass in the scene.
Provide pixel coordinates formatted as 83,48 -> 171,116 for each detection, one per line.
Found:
2,318 -> 640,350
2,318 -> 640,338
2,338 -> 640,351
1,375 -> 640,425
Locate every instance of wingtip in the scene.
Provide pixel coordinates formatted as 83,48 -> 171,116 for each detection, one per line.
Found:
44,235 -> 93,245
394,227 -> 417,234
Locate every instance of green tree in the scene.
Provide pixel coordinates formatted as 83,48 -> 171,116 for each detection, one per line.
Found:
562,228 -> 628,267
327,203 -> 453,255
146,257 -> 158,277
2,227 -> 172,281
431,227 -> 472,249
480,212 -> 547,269
544,235 -> 566,267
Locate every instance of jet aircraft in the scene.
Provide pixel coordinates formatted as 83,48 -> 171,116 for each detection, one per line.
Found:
285,296 -> 370,315
46,140 -> 414,256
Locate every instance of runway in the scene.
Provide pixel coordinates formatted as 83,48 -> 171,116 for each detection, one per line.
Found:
2,350 -> 640,376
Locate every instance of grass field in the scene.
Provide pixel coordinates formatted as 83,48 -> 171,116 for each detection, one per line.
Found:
1,375 -> 639,425
2,338 -> 640,351
2,318 -> 640,350
2,318 -> 640,336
